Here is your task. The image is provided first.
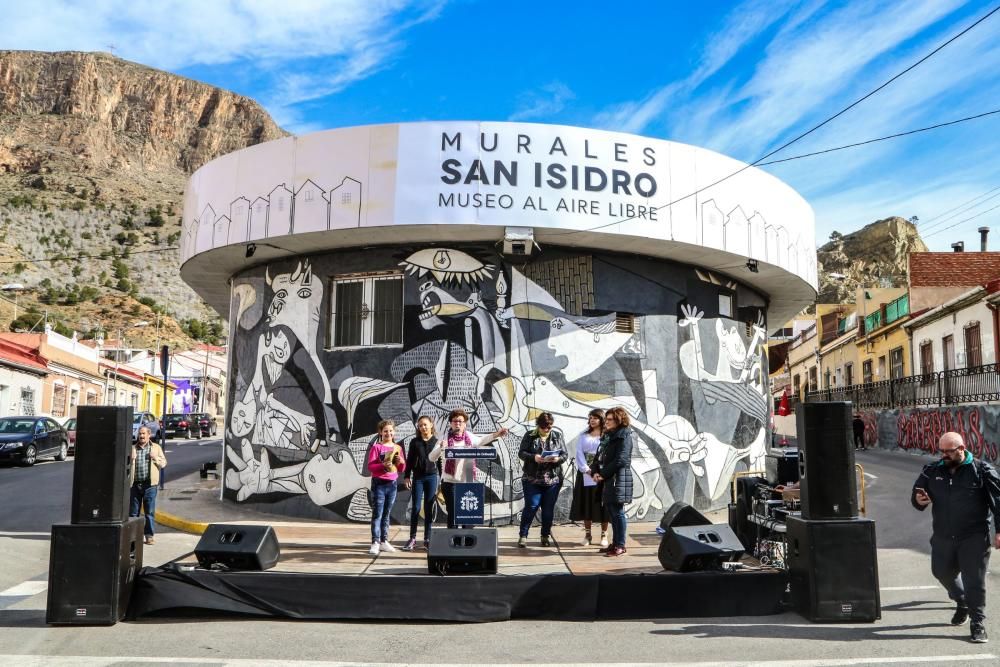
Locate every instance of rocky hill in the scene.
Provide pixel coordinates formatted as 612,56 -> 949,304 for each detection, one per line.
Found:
0,50 -> 288,345
816,216 -> 928,303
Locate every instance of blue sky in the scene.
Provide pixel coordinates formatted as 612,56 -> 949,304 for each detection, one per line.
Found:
4,0 -> 1000,251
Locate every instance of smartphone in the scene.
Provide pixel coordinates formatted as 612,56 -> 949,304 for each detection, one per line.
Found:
915,487 -> 928,496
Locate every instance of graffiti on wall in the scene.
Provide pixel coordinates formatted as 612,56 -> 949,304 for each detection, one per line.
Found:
222,247 -> 770,523
874,406 -> 1000,463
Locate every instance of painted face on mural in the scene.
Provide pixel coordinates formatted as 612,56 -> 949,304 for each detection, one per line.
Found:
230,394 -> 257,437
302,452 -> 362,506
417,281 -> 476,329
265,261 -> 321,340
716,320 -> 748,375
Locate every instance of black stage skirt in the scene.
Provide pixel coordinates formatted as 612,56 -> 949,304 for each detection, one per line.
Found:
570,472 -> 609,522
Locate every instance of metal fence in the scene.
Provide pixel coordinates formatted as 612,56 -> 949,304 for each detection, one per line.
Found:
804,362 -> 1000,409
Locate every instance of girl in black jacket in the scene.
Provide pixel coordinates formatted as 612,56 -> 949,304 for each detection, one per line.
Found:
592,406 -> 633,557
403,415 -> 443,550
517,412 -> 567,547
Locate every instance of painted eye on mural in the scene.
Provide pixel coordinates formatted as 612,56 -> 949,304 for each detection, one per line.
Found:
400,248 -> 494,285
308,473 -> 316,484
297,288 -> 312,299
275,289 -> 288,299
551,318 -> 564,330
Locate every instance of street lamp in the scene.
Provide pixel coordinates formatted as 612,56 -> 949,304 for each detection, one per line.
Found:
2,283 -> 25,320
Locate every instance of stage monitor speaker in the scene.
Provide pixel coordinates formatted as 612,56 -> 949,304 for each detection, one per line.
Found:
658,524 -> 744,572
766,448 -> 800,485
46,517 -> 143,625
660,501 -> 711,532
194,524 -> 280,571
427,528 -> 498,575
797,402 -> 858,520
786,516 -> 880,622
72,406 -> 134,524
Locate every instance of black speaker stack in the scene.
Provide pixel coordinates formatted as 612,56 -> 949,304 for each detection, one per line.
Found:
790,401 -> 880,622
47,406 -> 142,625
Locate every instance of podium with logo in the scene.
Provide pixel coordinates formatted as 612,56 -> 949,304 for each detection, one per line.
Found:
429,447 -> 498,574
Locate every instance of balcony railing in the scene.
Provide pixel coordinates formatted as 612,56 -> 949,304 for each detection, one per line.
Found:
803,362 -> 1000,409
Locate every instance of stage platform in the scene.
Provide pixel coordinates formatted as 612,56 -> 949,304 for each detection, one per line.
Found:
128,522 -> 788,622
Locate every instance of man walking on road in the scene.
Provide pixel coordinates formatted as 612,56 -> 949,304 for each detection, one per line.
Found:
130,425 -> 167,545
912,431 -> 1000,643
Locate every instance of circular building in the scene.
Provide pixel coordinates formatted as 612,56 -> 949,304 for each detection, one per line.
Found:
181,121 -> 816,523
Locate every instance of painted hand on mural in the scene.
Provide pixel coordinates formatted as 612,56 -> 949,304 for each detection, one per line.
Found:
225,439 -> 274,502
678,303 -> 704,328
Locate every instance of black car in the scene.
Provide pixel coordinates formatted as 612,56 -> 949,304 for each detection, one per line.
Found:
190,413 -> 217,438
0,416 -> 70,466
163,413 -> 198,439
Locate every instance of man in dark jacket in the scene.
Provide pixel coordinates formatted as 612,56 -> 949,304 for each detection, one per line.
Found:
852,414 -> 866,450
912,431 -> 1000,643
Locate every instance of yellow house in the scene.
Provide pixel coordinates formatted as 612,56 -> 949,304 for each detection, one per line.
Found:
141,374 -> 177,418
855,287 -> 911,382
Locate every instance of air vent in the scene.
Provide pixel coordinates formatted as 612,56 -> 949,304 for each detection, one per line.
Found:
615,313 -> 637,334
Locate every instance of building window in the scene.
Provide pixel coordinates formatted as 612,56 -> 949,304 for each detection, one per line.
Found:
52,384 -> 67,418
920,341 -> 934,381
329,274 -> 404,348
965,323 -> 982,368
862,359 -> 873,384
70,388 -> 80,409
845,362 -> 854,387
890,347 -> 904,379
943,335 -> 955,371
131,392 -> 139,409
808,367 -> 818,393
793,374 -> 801,398
823,368 -> 831,389
718,293 -> 734,318
877,355 -> 887,380
20,388 -> 35,415
86,391 -> 98,406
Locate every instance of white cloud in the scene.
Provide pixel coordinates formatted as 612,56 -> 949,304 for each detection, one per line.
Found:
508,82 -> 575,122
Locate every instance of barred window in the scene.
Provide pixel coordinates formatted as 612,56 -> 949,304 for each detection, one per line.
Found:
965,323 -> 982,368
52,384 -> 67,418
329,274 -> 404,348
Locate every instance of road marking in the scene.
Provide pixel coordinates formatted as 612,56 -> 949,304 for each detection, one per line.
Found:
863,472 -> 877,480
880,585 -> 939,591
0,581 -> 47,597
0,531 -> 50,538
0,657 -> 995,667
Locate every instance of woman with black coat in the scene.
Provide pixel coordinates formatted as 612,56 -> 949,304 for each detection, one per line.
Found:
517,412 -> 567,548
591,406 -> 633,557
402,415 -> 443,550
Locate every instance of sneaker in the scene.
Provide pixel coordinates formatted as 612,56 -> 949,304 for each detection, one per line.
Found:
423,539 -> 430,550
655,525 -> 666,535
379,541 -> 397,553
517,536 -> 527,548
144,536 -> 154,545
368,541 -> 380,556
605,545 -> 626,557
600,533 -> 609,548
971,623 -> 988,643
541,535 -> 551,547
402,537 -> 417,551
951,606 -> 969,626
581,533 -> 592,546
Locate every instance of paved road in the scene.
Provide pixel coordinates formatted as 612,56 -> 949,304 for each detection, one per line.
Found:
0,446 -> 997,666
0,437 -> 224,532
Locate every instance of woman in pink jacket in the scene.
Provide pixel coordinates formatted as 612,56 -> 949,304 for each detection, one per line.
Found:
367,419 -> 406,556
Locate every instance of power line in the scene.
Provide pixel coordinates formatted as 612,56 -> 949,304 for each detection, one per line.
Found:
548,3 -> 1000,238
0,245 -> 179,265
916,185 -> 1000,235
923,202 -> 1000,240
756,108 -> 1000,166
918,190 -> 1000,236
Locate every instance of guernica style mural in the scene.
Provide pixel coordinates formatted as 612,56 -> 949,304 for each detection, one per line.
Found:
223,245 -> 771,525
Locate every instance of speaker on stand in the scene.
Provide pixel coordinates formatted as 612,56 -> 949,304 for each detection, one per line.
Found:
797,402 -> 857,520
71,406 -> 134,524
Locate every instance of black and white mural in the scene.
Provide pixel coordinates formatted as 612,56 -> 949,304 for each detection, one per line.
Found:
223,245 -> 769,524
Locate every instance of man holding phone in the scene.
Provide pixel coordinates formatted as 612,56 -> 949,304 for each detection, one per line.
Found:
912,431 -> 1000,643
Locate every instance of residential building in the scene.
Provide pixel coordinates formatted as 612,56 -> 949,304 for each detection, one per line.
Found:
0,338 -> 47,416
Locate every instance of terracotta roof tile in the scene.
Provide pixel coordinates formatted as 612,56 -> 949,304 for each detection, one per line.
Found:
909,252 -> 1000,287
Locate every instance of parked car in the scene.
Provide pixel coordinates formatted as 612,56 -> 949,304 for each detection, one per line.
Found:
132,412 -> 160,442
190,412 -> 218,438
0,416 -> 70,466
63,417 -> 77,455
163,413 -> 198,439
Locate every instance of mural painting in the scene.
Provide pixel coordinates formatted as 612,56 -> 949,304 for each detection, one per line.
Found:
222,246 -> 771,524
874,406 -> 1000,464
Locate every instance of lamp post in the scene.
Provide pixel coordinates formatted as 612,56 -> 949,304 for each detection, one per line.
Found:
2,283 -> 24,321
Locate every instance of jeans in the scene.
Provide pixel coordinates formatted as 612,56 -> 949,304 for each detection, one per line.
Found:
129,482 -> 158,537
370,478 -> 398,543
931,532 -> 992,623
606,500 -> 627,548
520,480 -> 560,538
409,474 -> 439,540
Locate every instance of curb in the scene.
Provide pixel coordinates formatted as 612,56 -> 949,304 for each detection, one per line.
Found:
156,510 -> 209,535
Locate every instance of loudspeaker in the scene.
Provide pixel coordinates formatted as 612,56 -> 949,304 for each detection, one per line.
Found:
786,516 -> 880,622
194,524 -> 281,571
658,524 -> 744,572
427,528 -> 498,574
46,517 -> 143,625
72,406 -> 134,524
766,448 -> 800,485
659,501 -> 711,532
797,402 -> 858,520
